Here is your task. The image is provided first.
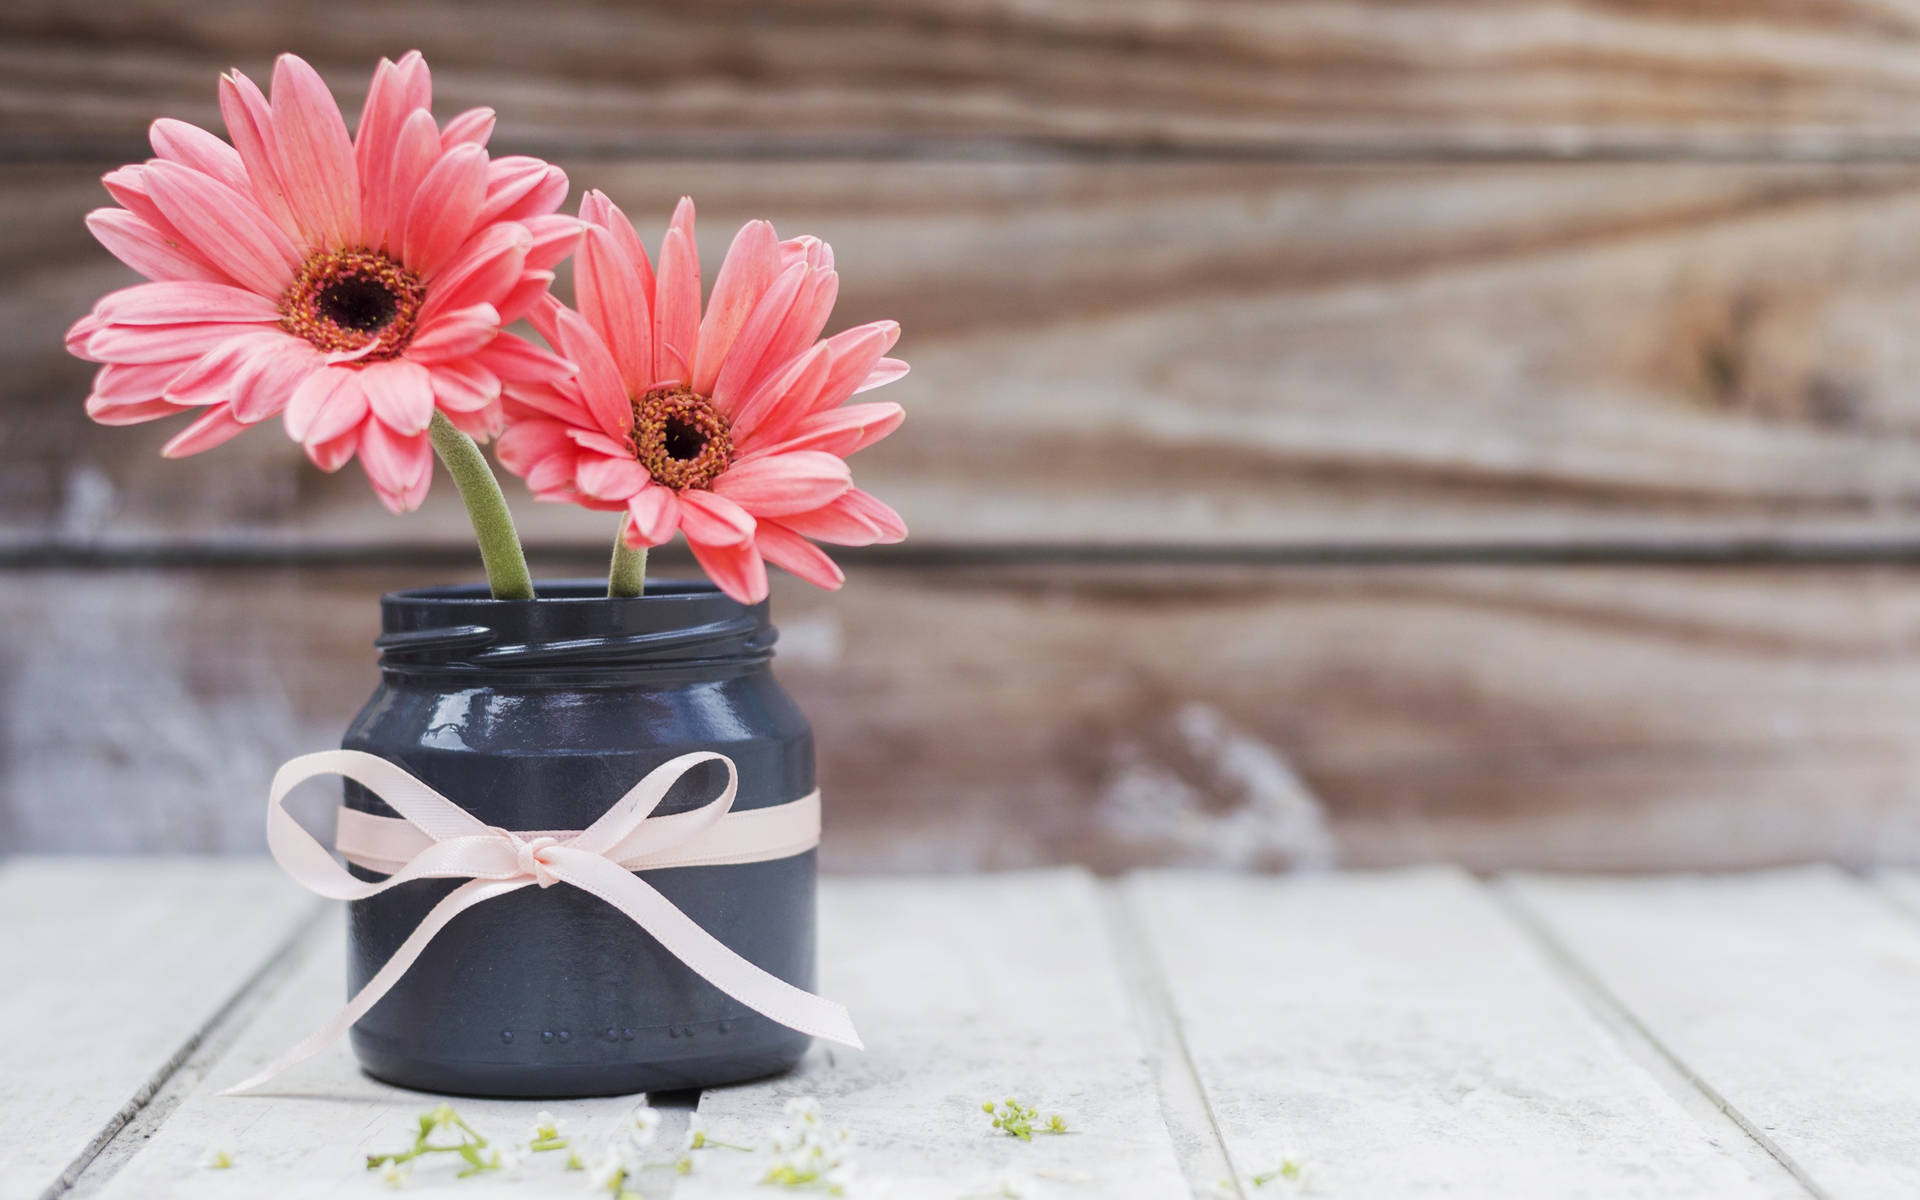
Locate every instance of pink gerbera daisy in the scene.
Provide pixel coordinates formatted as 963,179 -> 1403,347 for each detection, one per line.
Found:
495,193 -> 908,604
65,52 -> 578,512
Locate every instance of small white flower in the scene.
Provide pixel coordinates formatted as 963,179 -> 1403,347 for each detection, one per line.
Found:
631,1104 -> 661,1147
584,1146 -> 626,1192
495,1146 -> 525,1177
531,1110 -> 567,1139
201,1147 -> 234,1170
783,1095 -> 822,1124
381,1159 -> 412,1188
683,1111 -> 708,1151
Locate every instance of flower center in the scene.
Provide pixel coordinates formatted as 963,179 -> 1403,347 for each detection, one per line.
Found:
280,248 -> 426,359
629,386 -> 733,490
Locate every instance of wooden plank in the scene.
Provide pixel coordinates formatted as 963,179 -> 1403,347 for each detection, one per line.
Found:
12,1 -> 1920,157
1126,868 -> 1772,1197
680,871 -> 1190,1198
0,858 -> 317,1200
21,158 -> 1920,548
1510,867 -> 1920,1199
12,561 -> 1920,870
85,919 -> 675,1199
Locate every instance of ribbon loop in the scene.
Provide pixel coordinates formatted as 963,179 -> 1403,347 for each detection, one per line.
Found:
227,749 -> 858,1094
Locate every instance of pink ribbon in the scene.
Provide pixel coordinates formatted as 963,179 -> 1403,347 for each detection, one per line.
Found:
226,748 -> 860,1094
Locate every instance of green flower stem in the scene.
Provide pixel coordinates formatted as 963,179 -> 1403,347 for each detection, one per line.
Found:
429,411 -> 535,600
608,521 -> 647,598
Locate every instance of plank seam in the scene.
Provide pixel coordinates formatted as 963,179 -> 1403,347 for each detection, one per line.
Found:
1487,878 -> 1827,1200
1101,881 -> 1245,1200
43,901 -> 327,1200
18,537 -> 1920,571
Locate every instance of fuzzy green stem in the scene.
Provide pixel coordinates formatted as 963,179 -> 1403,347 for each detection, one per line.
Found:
608,520 -> 647,598
428,412 -> 535,600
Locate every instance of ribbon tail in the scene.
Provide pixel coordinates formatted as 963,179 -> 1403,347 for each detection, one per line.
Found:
555,852 -> 864,1050
222,878 -> 527,1095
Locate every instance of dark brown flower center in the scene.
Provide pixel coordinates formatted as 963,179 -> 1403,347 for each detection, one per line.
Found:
629,386 -> 733,490
280,248 -> 425,359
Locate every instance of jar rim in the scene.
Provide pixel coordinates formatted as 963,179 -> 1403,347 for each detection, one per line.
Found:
375,578 -> 775,682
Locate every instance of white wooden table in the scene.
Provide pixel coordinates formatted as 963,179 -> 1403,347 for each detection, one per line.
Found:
8,861 -> 1920,1199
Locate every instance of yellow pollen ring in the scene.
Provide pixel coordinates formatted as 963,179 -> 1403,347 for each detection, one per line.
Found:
628,386 -> 734,491
279,248 -> 426,359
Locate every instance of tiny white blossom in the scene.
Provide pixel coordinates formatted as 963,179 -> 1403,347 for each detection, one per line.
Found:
495,1145 -> 525,1177
584,1146 -> 627,1192
783,1095 -> 822,1124
381,1159 -> 412,1188
683,1112 -> 708,1151
631,1104 -> 662,1147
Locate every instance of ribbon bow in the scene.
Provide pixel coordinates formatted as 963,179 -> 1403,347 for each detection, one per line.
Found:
226,749 -> 860,1094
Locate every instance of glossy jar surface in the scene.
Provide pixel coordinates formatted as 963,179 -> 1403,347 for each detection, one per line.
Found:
341,580 -> 815,1098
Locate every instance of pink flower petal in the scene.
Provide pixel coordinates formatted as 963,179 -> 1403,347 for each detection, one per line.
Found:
148,118 -> 249,194
441,106 -> 496,147
652,198 -> 700,386
415,223 -> 530,327
677,488 -> 756,547
427,361 -> 501,413
358,358 -> 436,434
359,418 -> 433,512
479,157 -> 566,225
84,209 -> 227,284
525,452 -> 578,495
524,214 -> 586,273
88,394 -> 194,426
778,487 -> 905,545
231,336 -> 323,423
284,366 -> 366,445
711,450 -> 851,518
406,302 -> 500,362
552,305 -> 633,440
91,360 -> 193,402
576,225 -> 654,395
757,266 -> 838,381
755,520 -> 846,591
580,190 -> 655,296
160,331 -> 286,406
306,426 -> 359,472
383,109 -> 443,254
693,219 -> 780,397
815,320 -> 902,410
859,357 -> 911,393
354,52 -> 432,248
577,454 -> 650,501
501,382 -> 584,424
497,269 -> 557,324
143,159 -> 299,297
218,69 -> 302,243
79,321 -> 279,365
730,341 -> 831,446
268,54 -> 360,248
404,143 -> 488,278
626,484 -> 681,545
688,537 -> 769,605
473,333 -> 575,384
91,281 -> 281,326
443,405 -> 502,440
496,418 -> 575,476
160,405 -> 251,458
709,262 -> 805,417
750,401 -> 904,459
564,426 -> 632,457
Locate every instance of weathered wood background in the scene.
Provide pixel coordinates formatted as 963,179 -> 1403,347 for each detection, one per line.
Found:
8,1 -> 1920,866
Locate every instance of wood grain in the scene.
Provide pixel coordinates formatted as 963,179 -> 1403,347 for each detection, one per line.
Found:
1510,868 -> 1920,1199
1127,868 -> 1770,1197
0,859 -> 316,1200
12,0 -> 1920,157
11,560 -> 1920,869
685,871 -> 1190,1198
19,158 -> 1920,549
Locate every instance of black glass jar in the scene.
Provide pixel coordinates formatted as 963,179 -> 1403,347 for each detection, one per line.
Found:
339,580 -> 816,1098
